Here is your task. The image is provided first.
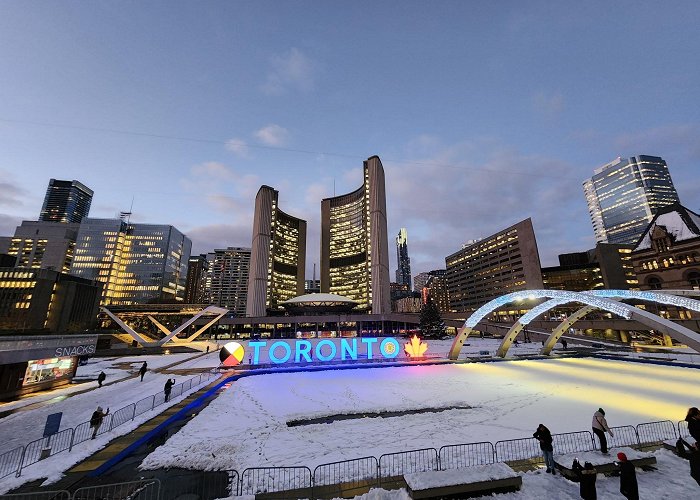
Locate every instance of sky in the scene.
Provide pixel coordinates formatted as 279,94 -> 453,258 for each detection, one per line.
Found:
1,1 -> 699,277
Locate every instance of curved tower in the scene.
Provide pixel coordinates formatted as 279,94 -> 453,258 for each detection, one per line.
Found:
246,186 -> 306,316
320,156 -> 391,313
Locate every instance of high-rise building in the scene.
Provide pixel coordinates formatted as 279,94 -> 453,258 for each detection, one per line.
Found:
208,247 -> 251,315
413,272 -> 431,293
6,221 -> 79,272
583,155 -> 680,245
395,228 -> 411,289
247,186 -> 306,316
184,254 -> 209,304
422,269 -> 450,313
69,218 -> 191,305
39,179 -> 93,224
445,218 -> 543,312
320,156 -> 391,313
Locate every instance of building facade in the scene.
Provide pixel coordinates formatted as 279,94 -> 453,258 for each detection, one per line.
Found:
445,218 -> 543,311
583,155 -> 680,245
421,269 -> 450,313
395,228 -> 411,289
184,254 -> 209,304
320,156 -> 391,313
39,179 -> 94,224
5,221 -> 79,272
207,247 -> 250,315
247,186 -> 306,316
69,218 -> 191,305
413,272 -> 431,293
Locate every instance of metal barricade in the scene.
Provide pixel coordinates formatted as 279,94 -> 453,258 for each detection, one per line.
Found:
678,420 -> 690,439
552,431 -> 596,455
605,425 -> 640,449
18,429 -> 74,474
72,479 -> 160,500
72,415 -> 112,447
0,490 -> 70,500
110,404 -> 136,430
313,457 -> 379,499
239,467 -> 312,497
378,448 -> 439,480
134,395 -> 155,418
438,442 -> 495,470
495,437 -> 542,464
158,469 -> 237,500
152,392 -> 166,408
0,446 -> 23,479
636,420 -> 677,448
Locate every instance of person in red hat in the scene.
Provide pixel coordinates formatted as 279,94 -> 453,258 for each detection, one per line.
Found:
616,452 -> 639,500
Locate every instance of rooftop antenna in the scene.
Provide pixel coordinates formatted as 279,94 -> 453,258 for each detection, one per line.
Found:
333,178 -> 335,197
119,196 -> 134,225
312,263 -> 316,283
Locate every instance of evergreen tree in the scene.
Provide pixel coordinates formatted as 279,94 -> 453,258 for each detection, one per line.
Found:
419,298 -> 446,339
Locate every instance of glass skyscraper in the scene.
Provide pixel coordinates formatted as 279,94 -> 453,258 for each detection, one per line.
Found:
39,179 -> 94,223
395,228 -> 411,289
584,155 -> 680,245
69,218 -> 191,305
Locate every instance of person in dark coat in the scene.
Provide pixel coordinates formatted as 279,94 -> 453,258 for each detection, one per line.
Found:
164,378 -> 175,402
572,459 -> 597,500
97,371 -> 106,388
592,408 -> 614,454
533,423 -> 556,474
616,452 -> 639,500
139,362 -> 148,381
677,438 -> 700,487
686,407 -> 700,442
90,406 -> 109,439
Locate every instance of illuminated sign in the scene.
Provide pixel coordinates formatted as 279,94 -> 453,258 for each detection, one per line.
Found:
247,338 -> 401,365
404,335 -> 428,358
54,344 -> 96,357
220,341 -> 245,367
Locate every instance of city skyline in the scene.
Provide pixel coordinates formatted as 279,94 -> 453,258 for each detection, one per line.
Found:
1,2 -> 699,278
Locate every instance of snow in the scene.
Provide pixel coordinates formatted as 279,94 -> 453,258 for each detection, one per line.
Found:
555,447 -> 652,467
635,210 -> 700,250
404,463 -> 517,489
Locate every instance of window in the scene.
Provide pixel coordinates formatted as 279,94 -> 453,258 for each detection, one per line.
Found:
688,271 -> 700,290
647,277 -> 663,290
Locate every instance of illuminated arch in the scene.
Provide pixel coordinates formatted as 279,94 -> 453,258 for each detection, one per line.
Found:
102,305 -> 229,347
448,290 -> 634,360
538,289 -> 700,355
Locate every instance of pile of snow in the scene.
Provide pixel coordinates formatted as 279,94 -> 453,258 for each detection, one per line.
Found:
404,463 -> 517,490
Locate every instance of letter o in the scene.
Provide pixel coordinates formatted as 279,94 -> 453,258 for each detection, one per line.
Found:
380,338 -> 400,359
269,341 -> 292,364
315,340 -> 337,362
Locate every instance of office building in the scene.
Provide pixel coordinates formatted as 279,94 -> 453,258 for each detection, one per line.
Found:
0,268 -> 101,332
69,218 -> 191,305
5,221 -> 79,272
321,156 -> 391,313
413,272 -> 431,293
39,179 -> 93,224
208,247 -> 251,315
445,218 -> 543,311
422,269 -> 450,313
305,279 -> 321,294
631,204 -> 700,299
184,254 -> 209,304
583,155 -> 680,245
395,228 -> 412,289
247,186 -> 306,316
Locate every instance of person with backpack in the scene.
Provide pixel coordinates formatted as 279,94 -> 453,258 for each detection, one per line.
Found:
572,459 -> 597,500
592,408 -> 614,454
616,452 -> 639,500
97,371 -> 106,388
90,406 -> 109,439
677,438 -> 700,487
533,423 -> 556,474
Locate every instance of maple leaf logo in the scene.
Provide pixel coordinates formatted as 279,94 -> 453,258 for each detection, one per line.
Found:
404,335 -> 428,358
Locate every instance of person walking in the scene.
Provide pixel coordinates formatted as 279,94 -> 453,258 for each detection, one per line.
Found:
90,406 -> 109,439
139,361 -> 148,381
164,378 -> 175,402
677,438 -> 700,487
97,371 -> 106,388
592,408 -> 614,454
533,424 -> 556,474
562,339 -> 568,349
616,452 -> 639,500
572,459 -> 597,500
686,407 -> 700,442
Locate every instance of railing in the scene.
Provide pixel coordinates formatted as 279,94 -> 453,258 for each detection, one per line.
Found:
636,420 -> 677,448
0,491 -> 71,500
0,371 -> 215,479
605,425 -> 640,449
159,469 -> 236,500
678,420 -> 690,439
551,430 -> 596,455
239,466 -> 312,497
72,479 -> 160,500
313,456 -> 379,498
495,436 -> 541,464
378,448 -> 439,481
439,441 -> 495,470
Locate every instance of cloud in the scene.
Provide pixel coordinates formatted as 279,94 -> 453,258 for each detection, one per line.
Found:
180,162 -> 260,216
255,124 -> 289,147
0,213 -> 22,237
186,223 -> 253,255
0,179 -> 27,207
225,138 -> 249,158
533,91 -> 565,117
261,48 -> 316,95
191,161 -> 236,180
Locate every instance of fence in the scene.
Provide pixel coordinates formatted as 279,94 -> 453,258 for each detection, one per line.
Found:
378,448 -> 439,485
605,425 -> 640,449
72,479 -> 160,500
313,457 -> 379,498
678,420 -> 690,439
439,441 -> 495,470
636,420 -> 677,448
239,466 -> 312,497
0,491 -> 71,500
0,371 -> 215,479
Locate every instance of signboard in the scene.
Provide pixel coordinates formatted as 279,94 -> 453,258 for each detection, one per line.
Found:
248,337 -> 401,365
54,344 -> 96,357
43,412 -> 63,437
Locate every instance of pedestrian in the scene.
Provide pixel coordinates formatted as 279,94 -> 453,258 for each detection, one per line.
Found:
562,339 -> 568,349
97,371 -> 106,388
615,452 -> 639,500
533,423 -> 556,474
89,406 -> 109,439
677,438 -> 700,486
164,378 -> 175,402
685,407 -> 700,442
592,408 -> 614,454
206,345 -> 210,354
572,459 -> 597,500
139,361 -> 147,381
